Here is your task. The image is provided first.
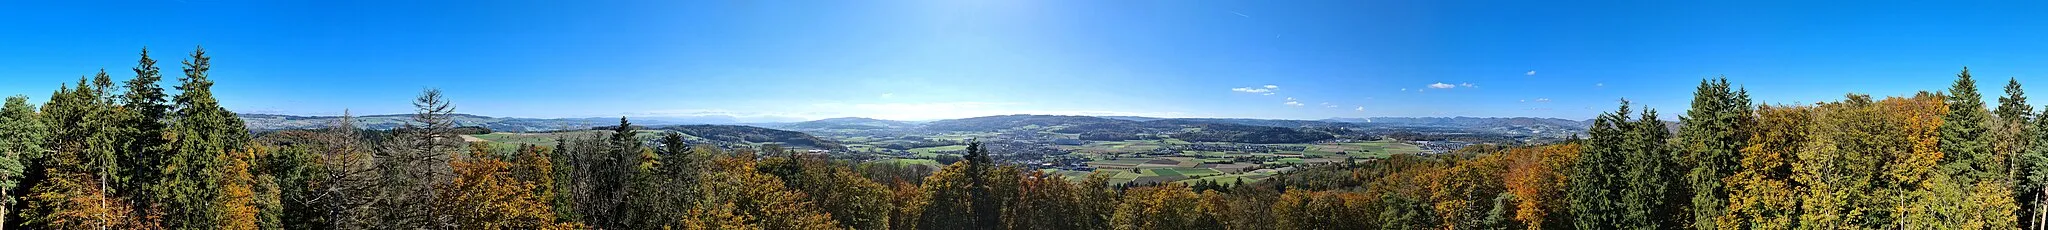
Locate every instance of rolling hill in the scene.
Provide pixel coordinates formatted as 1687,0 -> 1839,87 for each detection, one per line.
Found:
654,125 -> 844,150
238,113 -> 798,132
777,117 -> 917,130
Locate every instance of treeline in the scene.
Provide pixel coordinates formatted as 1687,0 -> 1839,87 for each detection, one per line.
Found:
1173,123 -> 1334,144
1226,71 -> 2048,229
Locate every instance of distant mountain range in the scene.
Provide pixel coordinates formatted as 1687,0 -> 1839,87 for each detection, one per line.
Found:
771,114 -> 1592,143
237,113 -> 789,132
239,113 -> 1594,143
779,117 -> 920,130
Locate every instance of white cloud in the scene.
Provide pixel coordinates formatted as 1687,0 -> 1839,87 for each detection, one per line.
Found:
1233,84 -> 1280,94
1595,83 -> 1605,87
1428,82 -> 1456,89
1284,101 -> 1304,106
1526,70 -> 1537,76
1355,106 -> 1364,111
1459,82 -> 1477,88
1286,97 -> 1295,100
1535,98 -> 1552,103
879,93 -> 894,98
1400,88 -> 1408,91
1261,93 -> 1275,96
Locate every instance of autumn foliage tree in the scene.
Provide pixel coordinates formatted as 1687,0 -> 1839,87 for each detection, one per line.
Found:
435,143 -> 577,230
1501,143 -> 1579,230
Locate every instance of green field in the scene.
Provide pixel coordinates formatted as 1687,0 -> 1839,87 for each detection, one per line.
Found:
1152,168 -> 1221,178
1072,140 -> 1167,153
1301,141 -> 1423,158
844,144 -> 883,153
1149,168 -> 1185,177
1050,139 -> 1425,185
468,130 -> 665,146
1088,157 -> 1172,169
909,145 -> 968,154
1275,158 -> 1306,164
1177,172 -> 1273,184
872,158 -> 943,167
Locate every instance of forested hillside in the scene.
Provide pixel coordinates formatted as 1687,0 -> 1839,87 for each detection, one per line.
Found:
654,124 -> 846,150
13,49 -> 2048,229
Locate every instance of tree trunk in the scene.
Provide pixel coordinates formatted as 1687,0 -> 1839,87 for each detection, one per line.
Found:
2037,189 -> 2046,230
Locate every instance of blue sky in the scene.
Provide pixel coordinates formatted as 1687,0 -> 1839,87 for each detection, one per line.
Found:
6,1 -> 2048,121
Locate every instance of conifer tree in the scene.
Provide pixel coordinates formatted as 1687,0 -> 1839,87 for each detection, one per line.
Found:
118,48 -> 172,209
80,70 -> 121,204
1993,78 -> 2045,229
29,71 -> 142,229
1679,77 -> 1752,230
964,141 -> 1005,229
162,47 -> 253,229
1568,101 -> 1631,229
622,132 -> 696,228
584,117 -> 638,229
1943,68 -> 1998,183
1570,100 -> 1681,229
1621,107 -> 1680,229
375,88 -> 459,228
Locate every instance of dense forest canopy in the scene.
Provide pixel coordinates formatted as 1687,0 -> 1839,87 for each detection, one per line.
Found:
11,49 -> 2048,230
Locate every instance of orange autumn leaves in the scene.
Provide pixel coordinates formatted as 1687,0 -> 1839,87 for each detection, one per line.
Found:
435,143 -> 576,230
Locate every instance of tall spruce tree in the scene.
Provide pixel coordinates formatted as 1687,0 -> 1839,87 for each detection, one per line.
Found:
1621,107 -> 1680,229
1943,68 -> 1998,184
118,48 -> 172,208
965,141 -> 1004,229
1570,101 -> 1631,229
82,70 -> 122,189
549,136 -> 579,223
163,47 -> 253,229
2003,78 -> 2035,180
1999,78 -> 2033,133
624,132 -> 698,228
1571,100 -> 1681,229
1995,78 -> 2044,230
1680,77 -> 1752,229
587,117 -> 638,229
